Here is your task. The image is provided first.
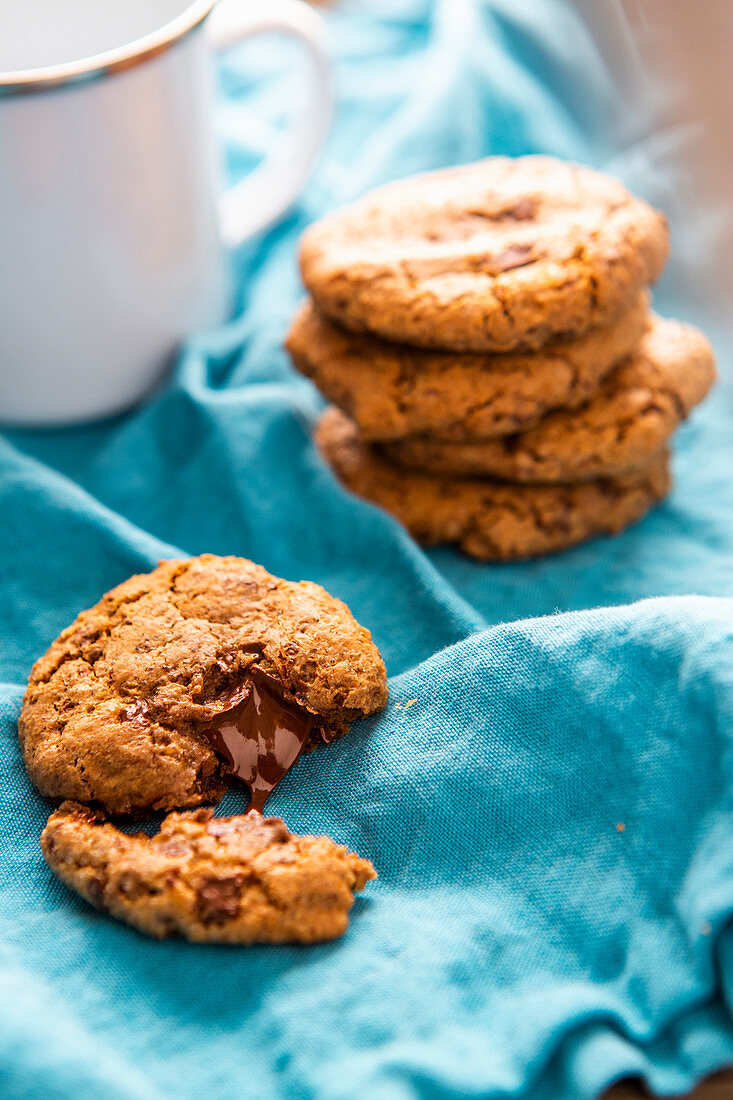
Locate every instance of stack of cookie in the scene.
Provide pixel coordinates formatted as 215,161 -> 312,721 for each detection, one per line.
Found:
287,157 -> 716,561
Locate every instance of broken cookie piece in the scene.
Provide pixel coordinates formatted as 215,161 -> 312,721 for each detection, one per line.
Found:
19,554 -> 388,816
42,802 -> 376,944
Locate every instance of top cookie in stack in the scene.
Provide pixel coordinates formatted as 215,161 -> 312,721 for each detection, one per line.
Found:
287,156 -> 716,561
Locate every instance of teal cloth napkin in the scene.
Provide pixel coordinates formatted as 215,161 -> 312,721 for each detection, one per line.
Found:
2,2 -> 733,1097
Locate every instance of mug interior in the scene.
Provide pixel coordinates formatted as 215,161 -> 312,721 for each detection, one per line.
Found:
0,0 -> 206,75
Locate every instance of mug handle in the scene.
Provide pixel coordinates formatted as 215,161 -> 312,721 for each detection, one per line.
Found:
208,0 -> 332,247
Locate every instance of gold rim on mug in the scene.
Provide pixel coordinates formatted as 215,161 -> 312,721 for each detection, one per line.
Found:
0,0 -> 217,95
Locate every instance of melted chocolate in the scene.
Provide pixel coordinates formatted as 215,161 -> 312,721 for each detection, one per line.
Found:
200,681 -> 315,814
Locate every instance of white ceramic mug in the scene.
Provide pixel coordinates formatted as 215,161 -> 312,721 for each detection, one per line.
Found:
0,0 -> 332,426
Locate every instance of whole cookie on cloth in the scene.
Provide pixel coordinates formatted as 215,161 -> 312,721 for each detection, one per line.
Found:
287,292 -> 649,443
299,156 -> 669,352
42,802 -> 375,944
384,318 -> 716,481
20,555 -> 387,816
316,407 -> 671,562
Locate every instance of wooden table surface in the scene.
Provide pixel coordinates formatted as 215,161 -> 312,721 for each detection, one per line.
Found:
604,1069 -> 733,1098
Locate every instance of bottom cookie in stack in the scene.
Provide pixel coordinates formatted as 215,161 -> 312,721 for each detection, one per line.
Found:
316,405 -> 672,562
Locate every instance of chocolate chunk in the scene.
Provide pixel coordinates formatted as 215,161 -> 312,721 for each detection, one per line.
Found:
486,244 -> 535,274
86,874 -> 107,911
503,197 -> 538,220
195,875 -> 245,924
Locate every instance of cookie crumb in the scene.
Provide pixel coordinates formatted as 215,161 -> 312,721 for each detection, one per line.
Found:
615,822 -> 626,833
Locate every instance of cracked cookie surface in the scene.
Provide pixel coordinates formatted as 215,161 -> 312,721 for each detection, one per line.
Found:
287,293 -> 649,443
20,555 -> 388,816
316,407 -> 671,561
42,802 -> 376,943
384,318 -> 716,481
299,156 -> 669,353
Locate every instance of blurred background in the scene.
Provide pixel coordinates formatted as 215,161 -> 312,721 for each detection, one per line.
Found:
225,0 -> 732,330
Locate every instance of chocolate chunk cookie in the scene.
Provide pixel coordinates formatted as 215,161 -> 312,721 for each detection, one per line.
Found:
316,407 -> 671,561
42,802 -> 375,943
287,293 -> 649,443
20,555 -> 388,816
384,318 -> 716,481
300,157 -> 669,352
